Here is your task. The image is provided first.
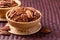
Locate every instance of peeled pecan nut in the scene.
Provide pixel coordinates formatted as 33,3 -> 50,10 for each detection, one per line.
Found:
26,10 -> 33,18
33,16 -> 38,21
15,7 -> 24,15
0,1 -> 6,5
11,1 -> 17,7
0,30 -> 11,35
9,11 -> 16,18
20,14 -> 28,22
8,9 -> 15,18
0,23 -> 10,35
24,15 -> 28,22
34,12 -> 40,17
40,27 -> 51,34
0,23 -> 10,31
4,3 -> 11,7
23,14 -> 28,22
1,26 -> 10,31
13,15 -> 21,21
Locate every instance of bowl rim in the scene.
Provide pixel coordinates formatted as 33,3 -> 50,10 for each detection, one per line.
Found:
0,0 -> 21,10
6,7 -> 42,24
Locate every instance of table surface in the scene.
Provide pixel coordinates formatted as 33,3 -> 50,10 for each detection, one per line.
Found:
0,0 -> 60,40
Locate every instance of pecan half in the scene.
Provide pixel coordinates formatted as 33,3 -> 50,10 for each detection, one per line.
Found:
40,27 -> 51,34
0,30 -> 11,35
26,10 -> 33,18
1,26 -> 10,31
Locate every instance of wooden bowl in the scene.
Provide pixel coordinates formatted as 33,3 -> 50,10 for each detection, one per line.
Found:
6,7 -> 42,35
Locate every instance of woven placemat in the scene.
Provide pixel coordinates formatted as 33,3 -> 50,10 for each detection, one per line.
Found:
0,0 -> 60,40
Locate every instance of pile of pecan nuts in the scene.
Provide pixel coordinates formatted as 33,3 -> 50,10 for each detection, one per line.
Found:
0,0 -> 17,8
8,7 -> 40,22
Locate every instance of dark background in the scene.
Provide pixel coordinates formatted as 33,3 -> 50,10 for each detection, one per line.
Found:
0,0 -> 60,40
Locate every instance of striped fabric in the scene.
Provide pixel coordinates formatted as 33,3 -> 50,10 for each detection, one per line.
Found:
0,0 -> 60,40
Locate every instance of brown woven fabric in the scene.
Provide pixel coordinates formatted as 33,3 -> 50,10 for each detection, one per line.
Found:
0,0 -> 60,40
